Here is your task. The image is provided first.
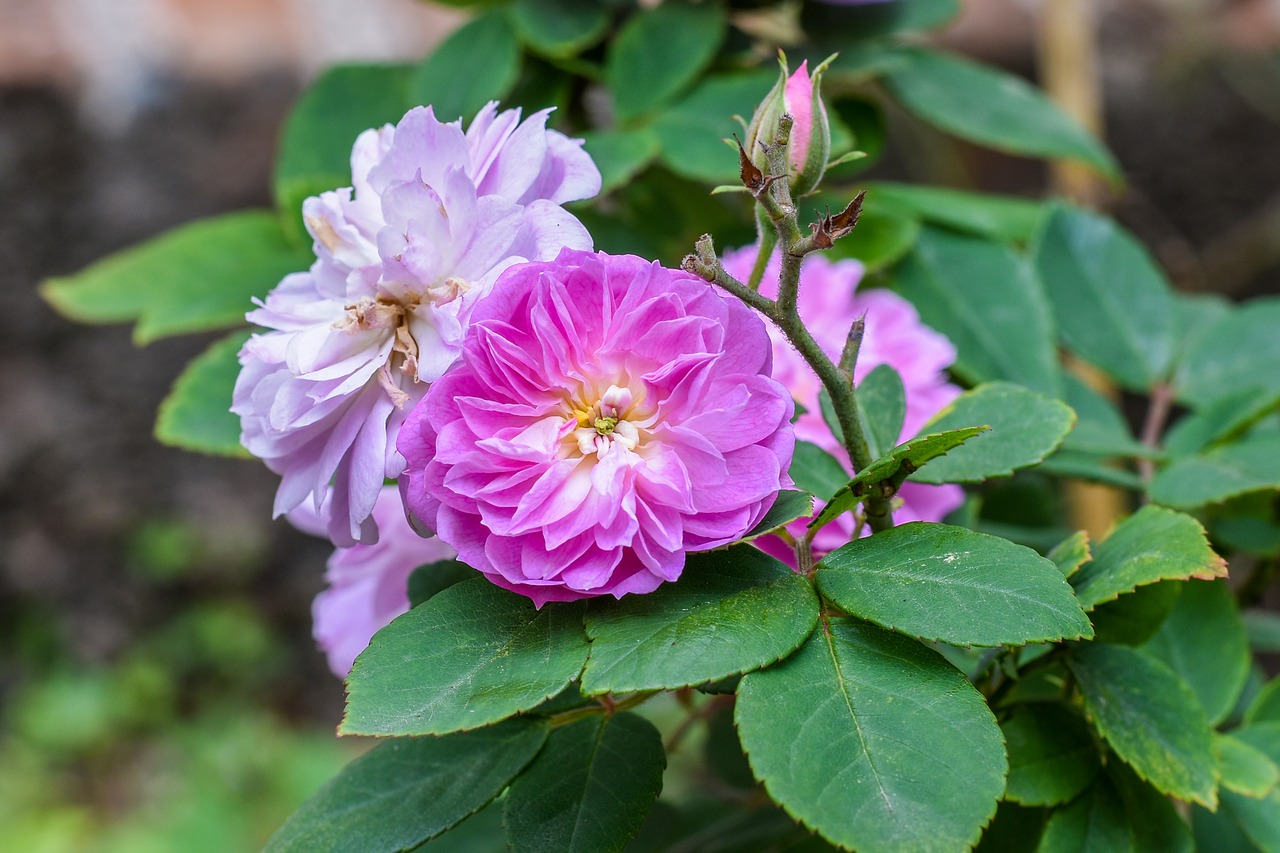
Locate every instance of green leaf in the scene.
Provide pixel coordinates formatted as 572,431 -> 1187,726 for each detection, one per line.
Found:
1246,679 -> 1280,725
1038,778 -> 1132,853
1216,732 -> 1280,799
1089,580 -> 1181,646
893,228 -> 1061,397
823,205 -> 920,273
910,383 -> 1076,485
503,712 -> 665,853
406,560 -> 475,609
1047,530 -> 1091,578
1142,580 -> 1249,725
974,801 -> 1046,853
1149,432 -> 1280,510
1033,204 -> 1178,391
1070,505 -> 1226,611
579,128 -> 660,195
789,441 -> 849,502
155,331 -> 250,457
809,426 -> 987,531
607,0 -> 727,122
1060,373 -> 1148,458
342,579 -> 589,736
1038,451 -> 1143,491
817,523 -> 1092,646
42,211 -> 310,343
412,12 -> 522,123
581,545 -> 819,694
1175,297 -> 1280,409
865,182 -> 1043,243
882,47 -> 1117,174
266,720 -> 548,853
1247,611 -> 1280,654
271,65 -> 416,242
508,0 -> 610,58
1164,388 -> 1280,456
855,364 -> 906,460
1001,704 -> 1100,807
1068,643 -> 1218,807
1108,760 -> 1196,853
1191,804 -> 1257,853
416,806 -> 507,852
1221,723 -> 1280,850
736,619 -> 1006,853
742,490 -> 814,539
650,71 -> 777,184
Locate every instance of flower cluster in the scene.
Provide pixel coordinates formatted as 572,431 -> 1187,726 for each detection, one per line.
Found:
398,249 -> 796,606
720,246 -> 964,559
234,104 -> 601,547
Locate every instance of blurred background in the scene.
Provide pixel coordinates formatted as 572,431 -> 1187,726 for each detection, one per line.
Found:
3,0 -> 1280,849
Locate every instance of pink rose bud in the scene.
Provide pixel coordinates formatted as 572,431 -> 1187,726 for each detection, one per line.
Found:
743,53 -> 833,196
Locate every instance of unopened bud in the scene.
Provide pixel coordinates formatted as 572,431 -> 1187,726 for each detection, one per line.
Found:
743,52 -> 834,196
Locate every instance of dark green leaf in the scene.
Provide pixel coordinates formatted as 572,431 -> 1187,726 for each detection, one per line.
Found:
1174,297 -> 1280,409
607,0 -> 727,122
411,12 -> 522,122
1222,723 -> 1280,850
1219,516 -> 1280,557
406,560 -> 475,609
579,128 -> 660,195
1216,732 -> 1280,799
1191,805 -> 1257,853
271,65 -> 416,242
705,703 -> 756,790
1038,451 -> 1144,490
1108,760 -> 1195,853
267,720 -> 548,853
1246,679 -> 1280,725
973,801 -> 1045,853
42,211 -> 310,343
893,229 -> 1061,397
1089,580 -> 1181,646
910,382 -> 1076,484
416,805 -> 507,852
817,523 -> 1092,646
504,713 -> 665,853
1164,389 -> 1280,456
1047,530 -> 1090,578
581,545 -> 819,694
342,579 -> 588,736
1070,505 -> 1226,610
882,48 -> 1117,175
736,619 -> 1006,853
1149,432 -> 1280,510
855,364 -> 906,460
1033,204 -> 1178,391
742,490 -> 814,539
789,441 -> 849,502
810,426 -> 987,531
1142,580 -> 1249,725
1246,610 -> 1280,653
1002,704 -> 1099,807
1068,643 -> 1218,807
155,331 -> 250,457
1060,373 -> 1148,458
650,71 -> 777,184
509,0 -> 610,58
866,182 -> 1043,243
1037,778 -> 1131,853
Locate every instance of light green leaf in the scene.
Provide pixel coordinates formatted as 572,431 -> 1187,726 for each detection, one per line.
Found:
881,48 -> 1117,176
1246,679 -> 1280,725
508,0 -> 609,58
1163,388 -> 1280,456
736,619 -> 1006,853
1175,297 -> 1280,409
866,181 -> 1043,243
1033,204 -> 1178,392
342,579 -> 589,736
1001,704 -> 1099,807
1047,530 -> 1090,578
607,0 -> 727,122
1216,732 -> 1280,799
267,720 -> 548,853
893,228 -> 1061,397
503,713 -> 665,853
412,12 -> 521,123
1070,505 -> 1226,611
155,331 -> 250,457
810,426 -> 987,531
650,71 -> 777,184
42,211 -> 310,343
789,441 -> 848,502
1068,643 -> 1218,807
817,523 -> 1092,647
910,382 -> 1076,485
1038,451 -> 1144,490
742,490 -> 814,539
581,545 -> 819,694
855,364 -> 906,460
579,128 -> 660,195
1149,432 -> 1280,510
271,65 -> 416,242
1142,580 -> 1250,725
1222,723 -> 1280,851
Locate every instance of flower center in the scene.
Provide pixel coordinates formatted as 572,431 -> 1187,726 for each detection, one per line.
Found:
570,385 -> 642,456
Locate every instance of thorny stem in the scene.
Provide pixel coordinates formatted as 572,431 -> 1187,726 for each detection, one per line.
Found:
547,690 -> 659,729
1137,382 -> 1173,488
